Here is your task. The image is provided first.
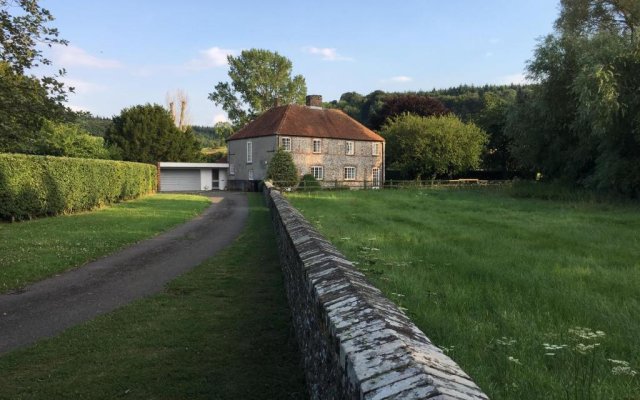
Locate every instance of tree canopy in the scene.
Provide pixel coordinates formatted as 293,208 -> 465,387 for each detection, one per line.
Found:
382,114 -> 488,180
208,49 -> 307,128
266,148 -> 299,188
369,94 -> 449,130
0,0 -> 72,154
37,120 -> 110,159
505,0 -> 640,196
105,104 -> 202,163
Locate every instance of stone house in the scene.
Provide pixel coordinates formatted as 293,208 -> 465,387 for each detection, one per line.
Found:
226,95 -> 385,190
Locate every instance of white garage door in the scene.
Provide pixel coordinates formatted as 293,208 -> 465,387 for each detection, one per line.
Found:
160,169 -> 200,191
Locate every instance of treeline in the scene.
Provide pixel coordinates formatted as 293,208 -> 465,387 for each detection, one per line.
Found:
327,85 -> 524,176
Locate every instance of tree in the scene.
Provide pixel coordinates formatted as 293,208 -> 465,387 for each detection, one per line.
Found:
0,61 -> 70,153
382,114 -> 488,180
1,1 -> 72,153
105,104 -> 202,163
208,49 -> 307,128
266,148 -> 299,188
505,0 -> 640,196
166,89 -> 190,131
37,120 -> 110,159
369,94 -> 449,130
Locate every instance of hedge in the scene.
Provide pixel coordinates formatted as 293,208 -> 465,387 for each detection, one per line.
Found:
0,153 -> 157,221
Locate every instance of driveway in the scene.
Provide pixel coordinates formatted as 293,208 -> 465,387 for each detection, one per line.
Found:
0,191 -> 248,355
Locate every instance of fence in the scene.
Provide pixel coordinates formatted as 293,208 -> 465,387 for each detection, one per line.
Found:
270,178 -> 511,191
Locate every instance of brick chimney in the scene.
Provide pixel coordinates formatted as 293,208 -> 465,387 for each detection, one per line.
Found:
306,95 -> 322,108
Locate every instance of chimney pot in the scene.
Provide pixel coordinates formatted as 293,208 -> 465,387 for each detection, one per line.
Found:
306,95 -> 322,107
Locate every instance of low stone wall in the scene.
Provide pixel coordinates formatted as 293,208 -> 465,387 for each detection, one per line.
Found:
263,183 -> 489,400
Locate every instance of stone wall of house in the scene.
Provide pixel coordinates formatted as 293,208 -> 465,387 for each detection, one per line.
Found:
283,136 -> 383,185
263,182 -> 489,400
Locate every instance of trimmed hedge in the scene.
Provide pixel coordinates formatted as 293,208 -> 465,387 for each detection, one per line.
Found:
0,153 -> 156,221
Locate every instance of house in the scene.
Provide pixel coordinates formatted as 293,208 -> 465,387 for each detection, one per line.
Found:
226,95 -> 385,190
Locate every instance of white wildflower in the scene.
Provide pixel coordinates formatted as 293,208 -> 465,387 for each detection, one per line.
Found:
497,337 -> 517,346
508,356 -> 521,365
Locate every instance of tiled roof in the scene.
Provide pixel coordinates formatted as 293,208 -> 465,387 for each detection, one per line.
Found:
227,104 -> 384,142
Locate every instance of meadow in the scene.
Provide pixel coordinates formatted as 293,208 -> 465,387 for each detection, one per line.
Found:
287,187 -> 640,399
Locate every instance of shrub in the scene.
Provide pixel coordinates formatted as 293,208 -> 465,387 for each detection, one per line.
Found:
266,148 -> 298,188
299,174 -> 321,191
0,153 -> 156,221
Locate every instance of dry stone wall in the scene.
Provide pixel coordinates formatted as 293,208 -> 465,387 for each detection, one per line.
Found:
263,183 -> 489,400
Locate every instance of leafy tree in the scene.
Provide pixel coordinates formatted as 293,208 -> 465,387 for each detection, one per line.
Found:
0,1 -> 72,153
476,90 -> 517,171
208,49 -> 307,128
74,111 -> 113,137
266,148 -> 298,188
0,62 -> 69,153
369,94 -> 449,130
37,120 -> 110,159
105,104 -> 202,163
506,0 -> 640,196
382,113 -> 488,180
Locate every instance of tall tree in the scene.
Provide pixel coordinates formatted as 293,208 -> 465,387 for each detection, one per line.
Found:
0,0 -> 71,153
506,0 -> 640,196
369,94 -> 449,130
105,104 -> 202,163
382,114 -> 488,181
208,49 -> 307,128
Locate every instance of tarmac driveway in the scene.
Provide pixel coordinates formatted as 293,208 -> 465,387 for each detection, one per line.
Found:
0,191 -> 248,355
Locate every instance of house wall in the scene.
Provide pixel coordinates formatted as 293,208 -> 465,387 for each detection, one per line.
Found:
282,136 -> 384,186
229,135 -> 384,189
228,136 -> 277,182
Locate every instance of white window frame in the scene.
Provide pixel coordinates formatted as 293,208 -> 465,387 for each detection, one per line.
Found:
248,169 -> 254,181
281,137 -> 291,152
372,142 -> 379,156
312,139 -> 322,154
344,166 -> 356,181
372,167 -> 380,188
311,166 -> 324,180
229,164 -> 235,175
346,141 -> 354,155
246,141 -> 252,163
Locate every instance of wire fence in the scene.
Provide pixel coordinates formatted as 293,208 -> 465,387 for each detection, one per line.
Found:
269,178 -> 512,192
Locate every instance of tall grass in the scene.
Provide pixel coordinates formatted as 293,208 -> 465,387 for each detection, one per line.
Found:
287,188 -> 640,399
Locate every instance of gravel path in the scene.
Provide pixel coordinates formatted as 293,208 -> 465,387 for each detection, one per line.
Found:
0,192 -> 248,355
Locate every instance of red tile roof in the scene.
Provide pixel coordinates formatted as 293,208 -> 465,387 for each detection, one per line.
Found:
227,104 -> 384,142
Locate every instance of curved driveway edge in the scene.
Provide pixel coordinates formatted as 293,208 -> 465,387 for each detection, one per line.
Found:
0,191 -> 248,355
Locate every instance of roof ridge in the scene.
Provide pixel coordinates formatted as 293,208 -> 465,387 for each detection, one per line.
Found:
274,104 -> 292,134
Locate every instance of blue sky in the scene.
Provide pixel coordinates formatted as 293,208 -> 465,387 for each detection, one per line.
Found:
38,0 -> 560,126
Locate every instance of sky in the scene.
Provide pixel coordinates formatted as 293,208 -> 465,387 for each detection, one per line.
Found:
37,0 -> 560,126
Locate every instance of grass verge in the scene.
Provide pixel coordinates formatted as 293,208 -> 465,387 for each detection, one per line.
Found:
0,193 -> 210,293
0,193 -> 306,399
287,188 -> 640,400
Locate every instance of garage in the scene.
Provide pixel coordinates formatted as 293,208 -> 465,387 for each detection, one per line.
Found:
159,169 -> 201,191
158,162 -> 229,191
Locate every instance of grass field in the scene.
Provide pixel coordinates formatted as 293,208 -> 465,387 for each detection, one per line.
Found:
0,193 -> 211,293
287,187 -> 640,400
0,194 -> 307,399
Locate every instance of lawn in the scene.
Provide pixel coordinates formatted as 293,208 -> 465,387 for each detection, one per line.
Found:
287,187 -> 640,400
0,193 -> 211,293
0,194 -> 307,399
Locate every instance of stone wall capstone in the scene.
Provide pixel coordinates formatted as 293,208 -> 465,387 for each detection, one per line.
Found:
263,182 -> 489,400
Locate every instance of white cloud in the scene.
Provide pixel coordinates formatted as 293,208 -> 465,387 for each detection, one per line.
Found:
53,45 -> 122,69
61,77 -> 107,94
303,46 -> 352,61
499,73 -> 530,85
213,113 -> 228,124
390,76 -> 412,83
186,47 -> 236,69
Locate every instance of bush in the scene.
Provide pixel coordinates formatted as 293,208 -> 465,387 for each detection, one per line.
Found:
0,153 -> 156,221
299,174 -> 321,191
266,148 -> 298,188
